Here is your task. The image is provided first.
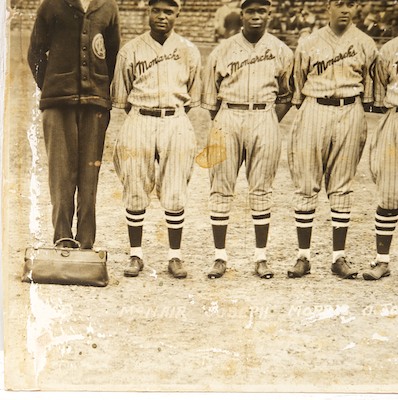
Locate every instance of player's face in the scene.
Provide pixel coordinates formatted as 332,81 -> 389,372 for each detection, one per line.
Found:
328,1 -> 357,32
149,1 -> 179,35
241,3 -> 270,36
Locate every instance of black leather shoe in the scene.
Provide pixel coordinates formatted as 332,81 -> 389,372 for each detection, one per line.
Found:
287,257 -> 311,278
208,259 -> 227,279
168,258 -> 187,279
363,261 -> 391,280
331,257 -> 357,279
255,260 -> 274,279
124,256 -> 144,277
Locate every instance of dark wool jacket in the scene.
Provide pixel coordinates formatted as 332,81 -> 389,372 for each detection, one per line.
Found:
28,0 -> 120,110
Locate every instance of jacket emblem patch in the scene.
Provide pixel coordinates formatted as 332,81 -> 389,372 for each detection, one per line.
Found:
92,33 -> 106,59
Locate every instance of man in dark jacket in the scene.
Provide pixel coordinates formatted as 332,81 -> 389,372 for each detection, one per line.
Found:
28,0 -> 120,249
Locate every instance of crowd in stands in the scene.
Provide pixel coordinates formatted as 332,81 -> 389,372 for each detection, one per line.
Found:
214,0 -> 398,44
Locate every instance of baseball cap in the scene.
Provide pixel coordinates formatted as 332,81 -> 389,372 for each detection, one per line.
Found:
149,0 -> 181,7
240,0 -> 271,8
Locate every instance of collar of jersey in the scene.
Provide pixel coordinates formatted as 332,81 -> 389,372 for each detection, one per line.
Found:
144,30 -> 177,51
238,30 -> 269,51
325,23 -> 355,43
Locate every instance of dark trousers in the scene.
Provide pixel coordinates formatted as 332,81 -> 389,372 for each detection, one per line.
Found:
42,105 -> 110,248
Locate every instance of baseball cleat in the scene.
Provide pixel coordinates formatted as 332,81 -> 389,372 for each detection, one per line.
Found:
363,261 -> 391,281
287,257 -> 311,278
124,256 -> 144,277
168,258 -> 187,279
331,257 -> 358,279
255,260 -> 274,279
207,259 -> 227,279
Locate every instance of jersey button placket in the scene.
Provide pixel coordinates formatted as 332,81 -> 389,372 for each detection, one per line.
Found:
159,52 -> 168,109
248,51 -> 255,104
250,49 -> 259,151
81,19 -> 90,90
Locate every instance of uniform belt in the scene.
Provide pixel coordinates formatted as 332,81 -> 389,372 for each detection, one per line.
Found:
226,103 -> 267,110
139,108 -> 176,117
316,96 -> 357,106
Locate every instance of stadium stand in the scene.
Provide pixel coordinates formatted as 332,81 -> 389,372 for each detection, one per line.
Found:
8,0 -> 398,47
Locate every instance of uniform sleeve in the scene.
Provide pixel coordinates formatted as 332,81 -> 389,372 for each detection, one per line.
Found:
276,45 -> 294,104
104,2 -> 121,83
292,42 -> 308,106
201,49 -> 222,111
187,46 -> 202,108
27,1 -> 51,90
374,47 -> 389,108
111,50 -> 133,109
361,38 -> 378,104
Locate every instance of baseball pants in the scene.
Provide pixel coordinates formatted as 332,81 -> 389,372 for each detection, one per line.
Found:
113,108 -> 196,212
209,105 -> 281,215
370,108 -> 398,209
42,105 -> 109,248
288,97 -> 367,212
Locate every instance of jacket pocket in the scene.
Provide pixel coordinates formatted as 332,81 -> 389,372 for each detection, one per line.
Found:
93,73 -> 110,91
42,72 -> 79,98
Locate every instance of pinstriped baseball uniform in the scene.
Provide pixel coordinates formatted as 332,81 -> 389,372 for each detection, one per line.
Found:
288,24 -> 377,213
370,36 -> 398,210
201,31 -> 293,217
111,31 -> 201,212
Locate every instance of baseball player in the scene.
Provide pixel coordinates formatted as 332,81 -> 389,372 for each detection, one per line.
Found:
27,0 -> 120,249
364,36 -> 398,280
287,0 -> 377,279
201,0 -> 293,279
213,0 -> 241,41
111,0 -> 201,279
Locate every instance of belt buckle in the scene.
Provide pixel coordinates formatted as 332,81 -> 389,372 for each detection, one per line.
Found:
248,103 -> 254,111
160,109 -> 166,118
340,98 -> 344,107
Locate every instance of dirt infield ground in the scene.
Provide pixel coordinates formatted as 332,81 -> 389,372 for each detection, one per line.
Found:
3,29 -> 398,393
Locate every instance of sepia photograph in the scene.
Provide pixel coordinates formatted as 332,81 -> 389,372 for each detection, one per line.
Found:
3,0 -> 398,394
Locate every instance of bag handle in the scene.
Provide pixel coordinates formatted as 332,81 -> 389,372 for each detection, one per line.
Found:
53,238 -> 81,249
